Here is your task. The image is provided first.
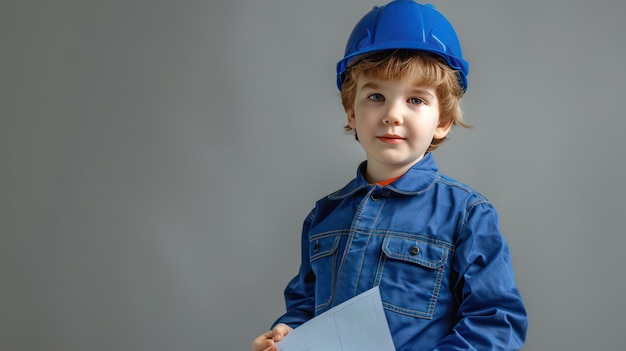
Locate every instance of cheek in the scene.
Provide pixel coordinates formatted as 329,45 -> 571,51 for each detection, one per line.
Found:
353,105 -> 377,124
354,114 -> 376,132
407,121 -> 437,140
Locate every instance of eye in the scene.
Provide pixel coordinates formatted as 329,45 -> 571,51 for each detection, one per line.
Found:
408,97 -> 424,105
367,93 -> 384,102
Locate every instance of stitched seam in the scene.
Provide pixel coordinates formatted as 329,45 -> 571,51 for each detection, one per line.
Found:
383,302 -> 432,319
314,242 -> 340,312
310,236 -> 341,261
427,250 -> 447,316
458,198 -> 489,234
353,195 -> 386,295
334,189 -> 370,299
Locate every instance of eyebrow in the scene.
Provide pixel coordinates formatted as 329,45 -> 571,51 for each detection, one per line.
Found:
359,81 -> 435,98
408,87 -> 435,99
358,81 -> 381,91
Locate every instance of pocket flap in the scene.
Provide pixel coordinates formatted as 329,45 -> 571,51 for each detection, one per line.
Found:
383,236 -> 449,269
309,235 -> 341,260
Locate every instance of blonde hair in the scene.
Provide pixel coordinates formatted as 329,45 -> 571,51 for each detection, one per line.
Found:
340,50 -> 470,152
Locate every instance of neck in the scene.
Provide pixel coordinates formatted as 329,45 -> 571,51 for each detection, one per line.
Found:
364,156 -> 424,184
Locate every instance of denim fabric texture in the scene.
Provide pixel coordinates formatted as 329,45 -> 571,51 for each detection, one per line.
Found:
273,153 -> 528,350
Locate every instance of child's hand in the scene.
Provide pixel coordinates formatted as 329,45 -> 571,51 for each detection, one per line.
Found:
251,323 -> 293,351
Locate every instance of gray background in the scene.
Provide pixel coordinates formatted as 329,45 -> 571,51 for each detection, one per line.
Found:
2,0 -> 625,350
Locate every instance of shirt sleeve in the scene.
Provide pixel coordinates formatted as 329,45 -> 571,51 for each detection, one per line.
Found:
433,199 -> 528,351
271,210 -> 316,329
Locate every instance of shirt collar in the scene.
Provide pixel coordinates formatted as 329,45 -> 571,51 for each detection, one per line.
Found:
328,153 -> 440,199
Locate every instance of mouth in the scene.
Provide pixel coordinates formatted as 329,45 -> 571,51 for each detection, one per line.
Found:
377,134 -> 406,144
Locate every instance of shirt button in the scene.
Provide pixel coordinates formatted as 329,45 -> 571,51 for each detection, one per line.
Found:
370,193 -> 380,201
409,246 -> 420,255
313,242 -> 320,253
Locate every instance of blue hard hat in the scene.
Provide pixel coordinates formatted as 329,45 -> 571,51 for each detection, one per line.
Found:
336,0 -> 469,92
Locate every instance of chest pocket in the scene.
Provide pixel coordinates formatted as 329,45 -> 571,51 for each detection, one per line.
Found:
309,233 -> 342,312
376,235 -> 452,319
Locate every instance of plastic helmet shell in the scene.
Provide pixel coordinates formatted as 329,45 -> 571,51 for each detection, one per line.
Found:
336,0 -> 469,92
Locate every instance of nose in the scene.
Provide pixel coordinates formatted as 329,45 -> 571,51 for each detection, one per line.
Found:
382,101 -> 403,126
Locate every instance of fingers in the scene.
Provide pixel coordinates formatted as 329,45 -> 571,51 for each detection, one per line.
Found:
251,331 -> 277,351
252,324 -> 294,351
270,323 -> 293,343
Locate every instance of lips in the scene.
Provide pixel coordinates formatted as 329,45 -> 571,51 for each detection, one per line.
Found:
377,134 -> 406,144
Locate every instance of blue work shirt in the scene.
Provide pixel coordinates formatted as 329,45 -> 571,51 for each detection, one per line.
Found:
273,153 -> 528,350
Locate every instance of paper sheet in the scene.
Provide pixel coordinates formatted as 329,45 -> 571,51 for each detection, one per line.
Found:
276,286 -> 395,351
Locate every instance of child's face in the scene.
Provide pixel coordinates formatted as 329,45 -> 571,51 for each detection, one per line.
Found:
347,75 -> 451,182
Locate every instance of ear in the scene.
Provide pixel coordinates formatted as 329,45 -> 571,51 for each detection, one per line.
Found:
346,107 -> 356,129
433,119 -> 453,140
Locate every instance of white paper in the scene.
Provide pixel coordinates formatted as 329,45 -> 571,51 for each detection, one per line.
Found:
276,286 -> 395,351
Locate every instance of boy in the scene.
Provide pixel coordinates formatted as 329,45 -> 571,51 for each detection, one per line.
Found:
252,1 -> 528,350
